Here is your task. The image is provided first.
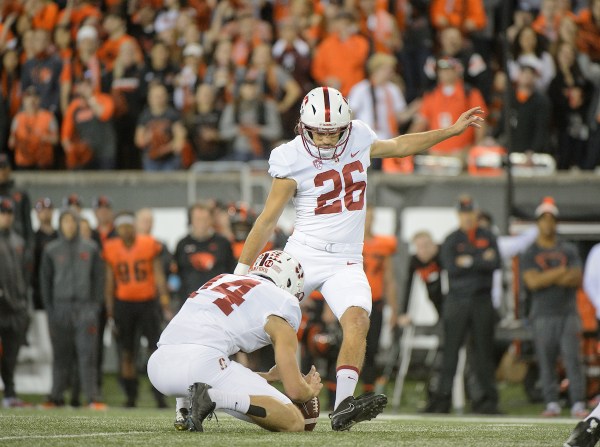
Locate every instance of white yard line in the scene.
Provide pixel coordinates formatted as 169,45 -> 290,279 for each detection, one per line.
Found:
0,431 -> 153,441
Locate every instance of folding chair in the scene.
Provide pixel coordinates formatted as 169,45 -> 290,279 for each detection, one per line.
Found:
392,274 -> 440,410
391,273 -> 467,411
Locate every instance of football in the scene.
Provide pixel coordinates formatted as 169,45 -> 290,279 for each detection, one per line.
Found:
294,396 -> 320,431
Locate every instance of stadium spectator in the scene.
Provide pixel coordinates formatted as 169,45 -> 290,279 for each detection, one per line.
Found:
408,56 -> 487,163
202,38 -> 237,109
97,13 -> 142,72
532,0 -> 572,44
154,0 -> 184,37
348,53 -> 413,172
59,25 -> 104,114
272,19 -> 314,97
141,40 -> 178,99
105,40 -> 146,170
173,43 -> 204,114
222,8 -> 273,68
56,0 -> 102,39
27,0 -> 59,32
20,29 -> 62,114
404,230 -> 444,318
288,0 -> 325,49
103,211 -> 171,408
61,77 -> 117,169
0,12 -> 18,54
135,83 -> 186,171
0,154 -> 34,250
508,25 -> 556,91
430,0 -> 487,35
147,250 -> 321,432
548,41 -> 593,170
53,25 -> 73,62
1,49 -> 22,123
174,202 -> 234,305
8,86 -> 58,170
40,209 -> 105,409
576,0 -> 600,62
395,0 -> 433,102
219,77 -> 282,161
495,58 -> 552,155
507,3 -> 536,44
361,205 -> 398,394
423,26 -> 493,103
32,197 -> 57,310
238,42 -> 302,140
578,52 -> 600,170
234,85 -> 484,429
427,195 -> 500,414
311,11 -> 369,96
356,0 -> 402,55
184,83 -> 226,162
520,197 -> 587,418
0,197 -> 29,409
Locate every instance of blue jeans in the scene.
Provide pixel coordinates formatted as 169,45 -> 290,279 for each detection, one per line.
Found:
142,154 -> 181,171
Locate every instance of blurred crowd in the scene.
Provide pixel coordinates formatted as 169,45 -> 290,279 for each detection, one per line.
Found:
0,0 -> 599,171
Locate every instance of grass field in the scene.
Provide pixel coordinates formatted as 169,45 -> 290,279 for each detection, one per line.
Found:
0,375 -> 582,446
0,410 -> 578,446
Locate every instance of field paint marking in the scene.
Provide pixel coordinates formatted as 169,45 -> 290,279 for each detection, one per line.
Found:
376,414 -> 575,425
0,431 -> 153,441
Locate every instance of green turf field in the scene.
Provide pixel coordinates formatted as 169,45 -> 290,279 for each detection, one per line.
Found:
0,410 -> 578,446
0,375 -> 583,446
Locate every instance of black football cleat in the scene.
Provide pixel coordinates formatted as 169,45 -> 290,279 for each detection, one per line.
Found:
189,383 -> 217,432
564,417 -> 600,447
329,392 -> 388,431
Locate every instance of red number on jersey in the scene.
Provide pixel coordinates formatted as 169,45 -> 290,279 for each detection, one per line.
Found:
196,275 -> 261,316
314,161 -> 366,214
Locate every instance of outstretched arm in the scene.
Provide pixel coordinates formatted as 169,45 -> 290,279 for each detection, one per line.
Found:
235,177 -> 296,272
370,107 -> 485,159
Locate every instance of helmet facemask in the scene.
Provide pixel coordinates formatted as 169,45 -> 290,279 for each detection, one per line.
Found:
299,122 -> 352,160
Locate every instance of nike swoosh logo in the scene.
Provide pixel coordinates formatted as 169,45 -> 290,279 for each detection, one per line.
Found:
336,403 -> 355,416
347,261 -> 360,265
351,151 -> 359,157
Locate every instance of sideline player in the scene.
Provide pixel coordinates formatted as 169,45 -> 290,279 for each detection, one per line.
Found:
147,250 -> 322,432
233,86 -> 484,430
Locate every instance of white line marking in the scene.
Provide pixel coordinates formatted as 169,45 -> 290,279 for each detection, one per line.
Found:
0,431 -> 153,441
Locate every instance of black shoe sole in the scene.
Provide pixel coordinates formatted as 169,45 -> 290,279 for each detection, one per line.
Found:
332,394 -> 388,431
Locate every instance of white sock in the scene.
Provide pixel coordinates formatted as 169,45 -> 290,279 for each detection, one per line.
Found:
587,403 -> 600,421
334,366 -> 359,410
176,397 -> 190,411
207,388 -> 251,414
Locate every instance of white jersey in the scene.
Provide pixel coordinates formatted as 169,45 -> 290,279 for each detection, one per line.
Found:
157,273 -> 301,356
269,120 -> 378,244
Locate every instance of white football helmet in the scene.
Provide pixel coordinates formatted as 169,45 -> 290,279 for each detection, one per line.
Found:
299,86 -> 352,160
249,250 -> 305,301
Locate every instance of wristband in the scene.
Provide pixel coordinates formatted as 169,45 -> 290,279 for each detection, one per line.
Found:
234,263 -> 250,275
